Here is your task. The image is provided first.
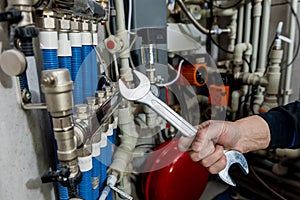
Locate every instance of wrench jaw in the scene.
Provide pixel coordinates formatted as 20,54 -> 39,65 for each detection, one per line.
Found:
218,150 -> 249,186
118,70 -> 151,101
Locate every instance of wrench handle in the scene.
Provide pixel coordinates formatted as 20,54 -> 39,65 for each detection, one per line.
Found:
139,92 -> 197,137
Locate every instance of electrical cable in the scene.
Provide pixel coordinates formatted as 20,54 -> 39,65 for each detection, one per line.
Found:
156,59 -> 184,87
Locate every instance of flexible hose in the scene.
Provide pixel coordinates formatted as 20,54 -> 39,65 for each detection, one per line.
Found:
92,156 -> 101,200
42,49 -> 59,70
19,73 -> 29,91
79,169 -> 93,200
91,46 -> 98,94
82,45 -> 93,100
59,56 -> 72,73
71,47 -> 84,104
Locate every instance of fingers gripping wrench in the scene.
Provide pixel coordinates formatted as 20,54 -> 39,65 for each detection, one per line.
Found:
118,70 -> 249,186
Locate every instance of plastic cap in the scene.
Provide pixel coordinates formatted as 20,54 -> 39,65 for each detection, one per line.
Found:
0,49 -> 26,76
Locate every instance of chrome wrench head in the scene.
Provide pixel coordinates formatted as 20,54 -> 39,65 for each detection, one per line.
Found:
118,70 -> 151,101
218,150 -> 249,186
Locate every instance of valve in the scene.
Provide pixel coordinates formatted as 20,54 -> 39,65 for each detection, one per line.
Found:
0,8 -> 23,23
41,167 -> 83,198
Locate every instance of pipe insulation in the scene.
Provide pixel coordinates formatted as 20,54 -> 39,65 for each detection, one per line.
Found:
39,31 -> 59,70
78,155 -> 93,200
92,139 -> 101,200
92,32 -> 98,93
81,32 -> 93,100
58,33 -> 72,74
70,32 -> 84,104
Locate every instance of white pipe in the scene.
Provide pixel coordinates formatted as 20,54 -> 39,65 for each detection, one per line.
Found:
243,1 -> 252,43
233,43 -> 252,65
283,0 -> 297,104
227,12 -> 237,53
115,0 -> 126,31
257,0 -> 271,74
250,0 -> 262,72
237,4 -> 244,44
114,0 -> 132,81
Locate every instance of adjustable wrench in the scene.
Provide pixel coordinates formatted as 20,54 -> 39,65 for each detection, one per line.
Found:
118,70 -> 248,186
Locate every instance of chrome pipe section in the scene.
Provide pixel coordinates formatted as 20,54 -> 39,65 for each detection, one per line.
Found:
41,68 -> 79,178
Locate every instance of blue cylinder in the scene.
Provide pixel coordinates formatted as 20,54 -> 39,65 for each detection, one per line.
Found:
42,49 -> 59,70
82,45 -> 93,100
79,169 -> 93,200
71,47 -> 84,104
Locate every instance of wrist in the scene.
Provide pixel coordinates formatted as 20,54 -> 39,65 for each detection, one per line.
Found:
234,115 -> 271,153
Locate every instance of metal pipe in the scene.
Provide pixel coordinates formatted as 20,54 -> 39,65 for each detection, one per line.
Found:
41,69 -> 81,199
283,0 -> 297,104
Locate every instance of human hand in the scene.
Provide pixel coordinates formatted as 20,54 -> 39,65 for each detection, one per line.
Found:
178,116 -> 270,174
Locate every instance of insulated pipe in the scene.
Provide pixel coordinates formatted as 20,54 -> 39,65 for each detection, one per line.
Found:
58,33 -> 72,73
40,31 -> 59,70
92,133 -> 101,200
92,21 -> 98,94
99,125 -> 110,193
283,0 -> 297,104
78,154 -> 93,200
81,28 -> 93,100
70,31 -> 84,105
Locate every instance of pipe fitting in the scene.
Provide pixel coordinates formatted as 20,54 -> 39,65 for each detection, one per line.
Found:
233,43 -> 252,65
41,69 -> 74,117
58,14 -> 71,31
41,69 -> 79,178
71,17 -> 82,32
40,10 -> 56,30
